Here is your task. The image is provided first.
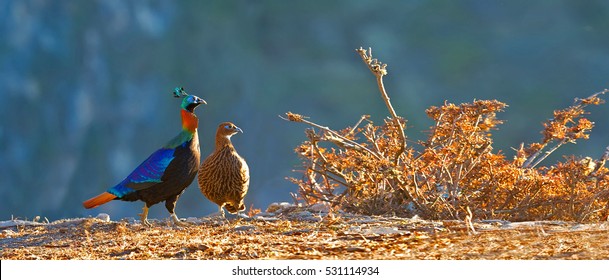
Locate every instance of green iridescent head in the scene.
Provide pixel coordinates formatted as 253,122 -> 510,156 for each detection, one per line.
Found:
173,87 -> 206,112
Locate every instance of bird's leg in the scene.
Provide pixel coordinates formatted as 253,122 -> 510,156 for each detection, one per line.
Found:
217,205 -> 226,218
164,196 -> 188,226
138,205 -> 152,227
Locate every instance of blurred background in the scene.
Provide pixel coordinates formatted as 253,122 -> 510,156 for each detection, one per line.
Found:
1,0 -> 607,221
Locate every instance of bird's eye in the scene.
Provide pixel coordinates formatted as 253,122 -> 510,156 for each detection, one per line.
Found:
225,125 -> 231,129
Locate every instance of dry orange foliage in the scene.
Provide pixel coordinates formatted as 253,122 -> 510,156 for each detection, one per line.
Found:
284,48 -> 609,223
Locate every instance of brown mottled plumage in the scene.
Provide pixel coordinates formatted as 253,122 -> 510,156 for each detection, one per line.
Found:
198,122 -> 249,217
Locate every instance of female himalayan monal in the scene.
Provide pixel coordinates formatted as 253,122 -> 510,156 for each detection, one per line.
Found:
83,87 -> 205,226
198,121 -> 250,218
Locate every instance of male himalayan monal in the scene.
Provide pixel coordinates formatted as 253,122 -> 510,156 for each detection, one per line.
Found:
83,87 -> 205,226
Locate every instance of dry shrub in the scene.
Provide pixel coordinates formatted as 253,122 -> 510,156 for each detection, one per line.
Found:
284,47 -> 609,222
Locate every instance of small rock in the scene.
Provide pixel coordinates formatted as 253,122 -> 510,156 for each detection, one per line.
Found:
354,217 -> 376,223
121,217 -> 137,224
290,211 -> 322,222
291,210 -> 312,218
266,202 -> 280,213
0,220 -> 41,228
236,213 -> 250,219
254,216 -> 279,221
2,229 -> 17,237
266,202 -> 296,213
0,220 -> 19,228
254,212 -> 274,218
95,213 -> 110,222
309,203 -> 330,213
185,217 -> 203,224
362,226 -> 404,235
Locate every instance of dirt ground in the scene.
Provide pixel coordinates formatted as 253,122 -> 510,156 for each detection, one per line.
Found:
2,209 -> 608,260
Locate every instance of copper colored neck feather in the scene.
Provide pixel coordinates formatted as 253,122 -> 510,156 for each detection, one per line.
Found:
181,110 -> 198,132
215,133 -> 234,150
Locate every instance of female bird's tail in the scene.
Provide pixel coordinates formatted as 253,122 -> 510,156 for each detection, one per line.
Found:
83,192 -> 117,209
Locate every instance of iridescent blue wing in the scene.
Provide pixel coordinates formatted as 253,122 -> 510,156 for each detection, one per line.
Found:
107,148 -> 175,198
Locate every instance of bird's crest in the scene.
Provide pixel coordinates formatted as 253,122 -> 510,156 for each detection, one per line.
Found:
173,87 -> 189,98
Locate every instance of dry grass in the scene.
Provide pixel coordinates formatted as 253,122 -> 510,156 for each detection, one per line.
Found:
284,47 -> 609,223
1,215 -> 608,260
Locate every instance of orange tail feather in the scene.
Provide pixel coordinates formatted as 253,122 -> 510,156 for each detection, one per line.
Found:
83,192 -> 117,209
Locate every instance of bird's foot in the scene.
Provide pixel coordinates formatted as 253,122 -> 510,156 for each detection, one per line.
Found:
141,219 -> 152,227
138,214 -> 152,227
138,205 -> 152,227
170,213 -> 190,227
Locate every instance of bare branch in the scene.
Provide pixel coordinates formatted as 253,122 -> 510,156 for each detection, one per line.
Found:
282,112 -> 382,160
348,115 -> 370,136
356,47 -> 406,164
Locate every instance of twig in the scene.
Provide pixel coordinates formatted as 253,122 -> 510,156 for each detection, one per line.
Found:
529,140 -> 567,169
356,47 -> 406,164
573,89 -> 607,107
522,89 -> 607,168
592,146 -> 609,175
307,130 -> 329,164
465,206 -> 477,235
348,115 -> 370,136
521,143 -> 547,168
281,112 -> 382,159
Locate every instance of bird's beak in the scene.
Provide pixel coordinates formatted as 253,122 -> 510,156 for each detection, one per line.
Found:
236,126 -> 243,134
187,97 -> 206,113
